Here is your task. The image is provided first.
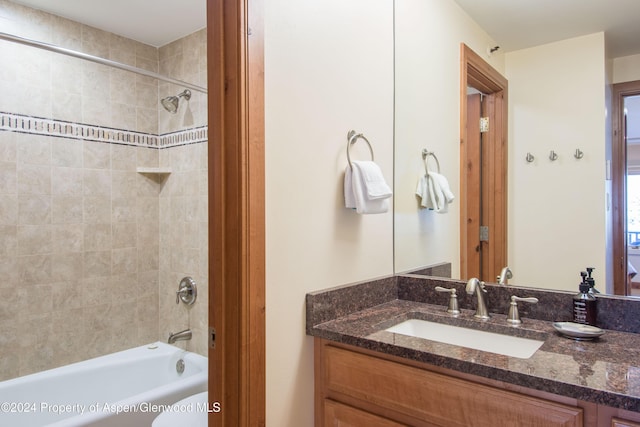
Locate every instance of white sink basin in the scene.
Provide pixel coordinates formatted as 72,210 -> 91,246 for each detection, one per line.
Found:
385,319 -> 544,359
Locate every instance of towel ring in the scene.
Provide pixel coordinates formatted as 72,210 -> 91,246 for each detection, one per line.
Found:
346,130 -> 374,169
422,149 -> 441,174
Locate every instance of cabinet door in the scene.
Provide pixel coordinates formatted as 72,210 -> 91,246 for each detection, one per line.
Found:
324,400 -> 406,427
613,418 -> 640,427
323,345 -> 583,427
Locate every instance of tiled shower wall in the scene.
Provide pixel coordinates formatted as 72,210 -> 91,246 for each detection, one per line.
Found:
0,0 -> 208,380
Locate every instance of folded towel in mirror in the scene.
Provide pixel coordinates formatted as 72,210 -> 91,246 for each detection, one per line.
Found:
416,171 -> 454,213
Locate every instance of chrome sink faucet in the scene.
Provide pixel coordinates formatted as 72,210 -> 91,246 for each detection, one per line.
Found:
466,278 -> 490,320
497,266 -> 513,285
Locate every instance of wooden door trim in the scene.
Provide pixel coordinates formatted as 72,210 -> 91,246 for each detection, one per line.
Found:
612,80 -> 640,295
207,0 -> 265,425
460,44 -> 508,281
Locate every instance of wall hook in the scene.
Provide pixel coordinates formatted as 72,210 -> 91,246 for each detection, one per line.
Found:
525,152 -> 535,163
574,149 -> 584,160
549,150 -> 558,161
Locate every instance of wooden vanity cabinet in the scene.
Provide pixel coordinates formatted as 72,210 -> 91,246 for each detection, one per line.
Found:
314,338 -> 583,426
612,418 -> 640,427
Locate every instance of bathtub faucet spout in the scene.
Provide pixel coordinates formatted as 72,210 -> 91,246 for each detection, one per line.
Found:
168,329 -> 192,344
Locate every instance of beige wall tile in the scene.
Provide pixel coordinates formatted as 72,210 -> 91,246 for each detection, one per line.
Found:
81,277 -> 111,307
17,225 -> 52,256
111,145 -> 137,171
83,250 -> 111,278
136,106 -> 158,135
112,197 -> 136,223
83,196 -> 111,224
0,161 -> 16,194
17,163 -> 51,195
18,254 -> 51,285
111,171 -> 137,198
83,141 -> 111,169
137,147 -> 159,168
52,196 -> 82,224
112,222 -> 136,248
51,252 -> 83,283
51,55 -> 83,95
51,90 -> 83,123
81,25 -> 110,58
0,225 -> 16,257
52,166 -> 83,196
109,35 -> 137,66
112,247 -> 137,275
0,257 -> 18,284
52,224 -> 83,253
51,138 -> 83,168
0,132 -> 17,163
110,69 -> 136,105
51,282 -> 84,310
110,103 -> 138,132
0,194 -> 18,225
18,194 -> 51,225
17,134 -> 51,165
50,15 -> 82,51
84,223 -> 111,251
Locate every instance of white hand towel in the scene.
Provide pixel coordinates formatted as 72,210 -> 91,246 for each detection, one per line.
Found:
415,175 -> 433,209
344,165 -> 356,209
345,160 -> 392,214
416,171 -> 454,213
429,171 -> 455,203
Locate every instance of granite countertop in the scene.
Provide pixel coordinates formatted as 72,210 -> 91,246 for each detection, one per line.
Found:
307,276 -> 640,412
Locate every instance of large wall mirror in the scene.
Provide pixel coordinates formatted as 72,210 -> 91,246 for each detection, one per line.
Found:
394,0 -> 640,296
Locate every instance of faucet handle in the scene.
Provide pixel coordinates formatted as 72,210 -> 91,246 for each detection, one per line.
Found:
434,286 -> 461,316
507,295 -> 538,325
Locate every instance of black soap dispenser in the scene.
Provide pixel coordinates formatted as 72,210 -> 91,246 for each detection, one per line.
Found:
585,267 -> 599,294
573,271 -> 597,326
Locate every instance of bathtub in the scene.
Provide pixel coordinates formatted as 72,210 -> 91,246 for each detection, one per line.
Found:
0,342 -> 207,427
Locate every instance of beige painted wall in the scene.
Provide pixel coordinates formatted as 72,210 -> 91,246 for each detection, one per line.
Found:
613,53 -> 640,84
264,0 -> 393,425
504,33 -> 607,290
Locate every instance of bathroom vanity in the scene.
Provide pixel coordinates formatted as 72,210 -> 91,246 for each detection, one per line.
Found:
307,275 -> 640,426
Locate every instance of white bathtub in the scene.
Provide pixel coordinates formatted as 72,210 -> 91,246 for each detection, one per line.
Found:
0,342 -> 207,427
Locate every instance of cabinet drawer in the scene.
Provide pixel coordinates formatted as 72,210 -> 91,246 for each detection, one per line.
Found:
323,345 -> 582,427
613,418 -> 640,427
324,399 -> 406,427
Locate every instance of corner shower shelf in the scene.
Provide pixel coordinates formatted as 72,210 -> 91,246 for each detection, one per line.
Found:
136,167 -> 173,174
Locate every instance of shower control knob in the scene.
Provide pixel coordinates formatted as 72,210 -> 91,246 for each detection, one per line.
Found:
176,276 -> 197,305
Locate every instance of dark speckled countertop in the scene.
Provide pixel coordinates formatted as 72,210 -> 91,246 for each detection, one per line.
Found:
306,275 -> 640,412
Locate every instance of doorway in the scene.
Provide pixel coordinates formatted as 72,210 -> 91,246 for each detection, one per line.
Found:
613,81 -> 640,296
459,44 -> 508,282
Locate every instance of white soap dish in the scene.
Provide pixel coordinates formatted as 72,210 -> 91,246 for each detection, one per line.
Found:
553,322 -> 604,340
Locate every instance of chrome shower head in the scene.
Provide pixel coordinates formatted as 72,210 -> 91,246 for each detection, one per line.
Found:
161,89 -> 191,114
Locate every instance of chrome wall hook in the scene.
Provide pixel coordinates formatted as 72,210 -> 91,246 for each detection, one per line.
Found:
525,152 -> 535,163
574,149 -> 584,160
549,150 -> 558,161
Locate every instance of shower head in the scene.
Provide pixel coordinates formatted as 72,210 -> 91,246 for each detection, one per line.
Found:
161,89 -> 192,114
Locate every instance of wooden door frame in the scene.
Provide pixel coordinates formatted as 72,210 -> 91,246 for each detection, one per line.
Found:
207,0 -> 265,425
459,44 -> 508,281
612,80 -> 640,295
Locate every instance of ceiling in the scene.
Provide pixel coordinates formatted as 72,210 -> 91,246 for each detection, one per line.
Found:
10,1 -> 640,58
11,0 -> 206,47
453,0 -> 640,58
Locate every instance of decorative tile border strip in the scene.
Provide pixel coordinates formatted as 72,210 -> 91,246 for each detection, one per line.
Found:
0,111 -> 207,149
159,126 -> 208,148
